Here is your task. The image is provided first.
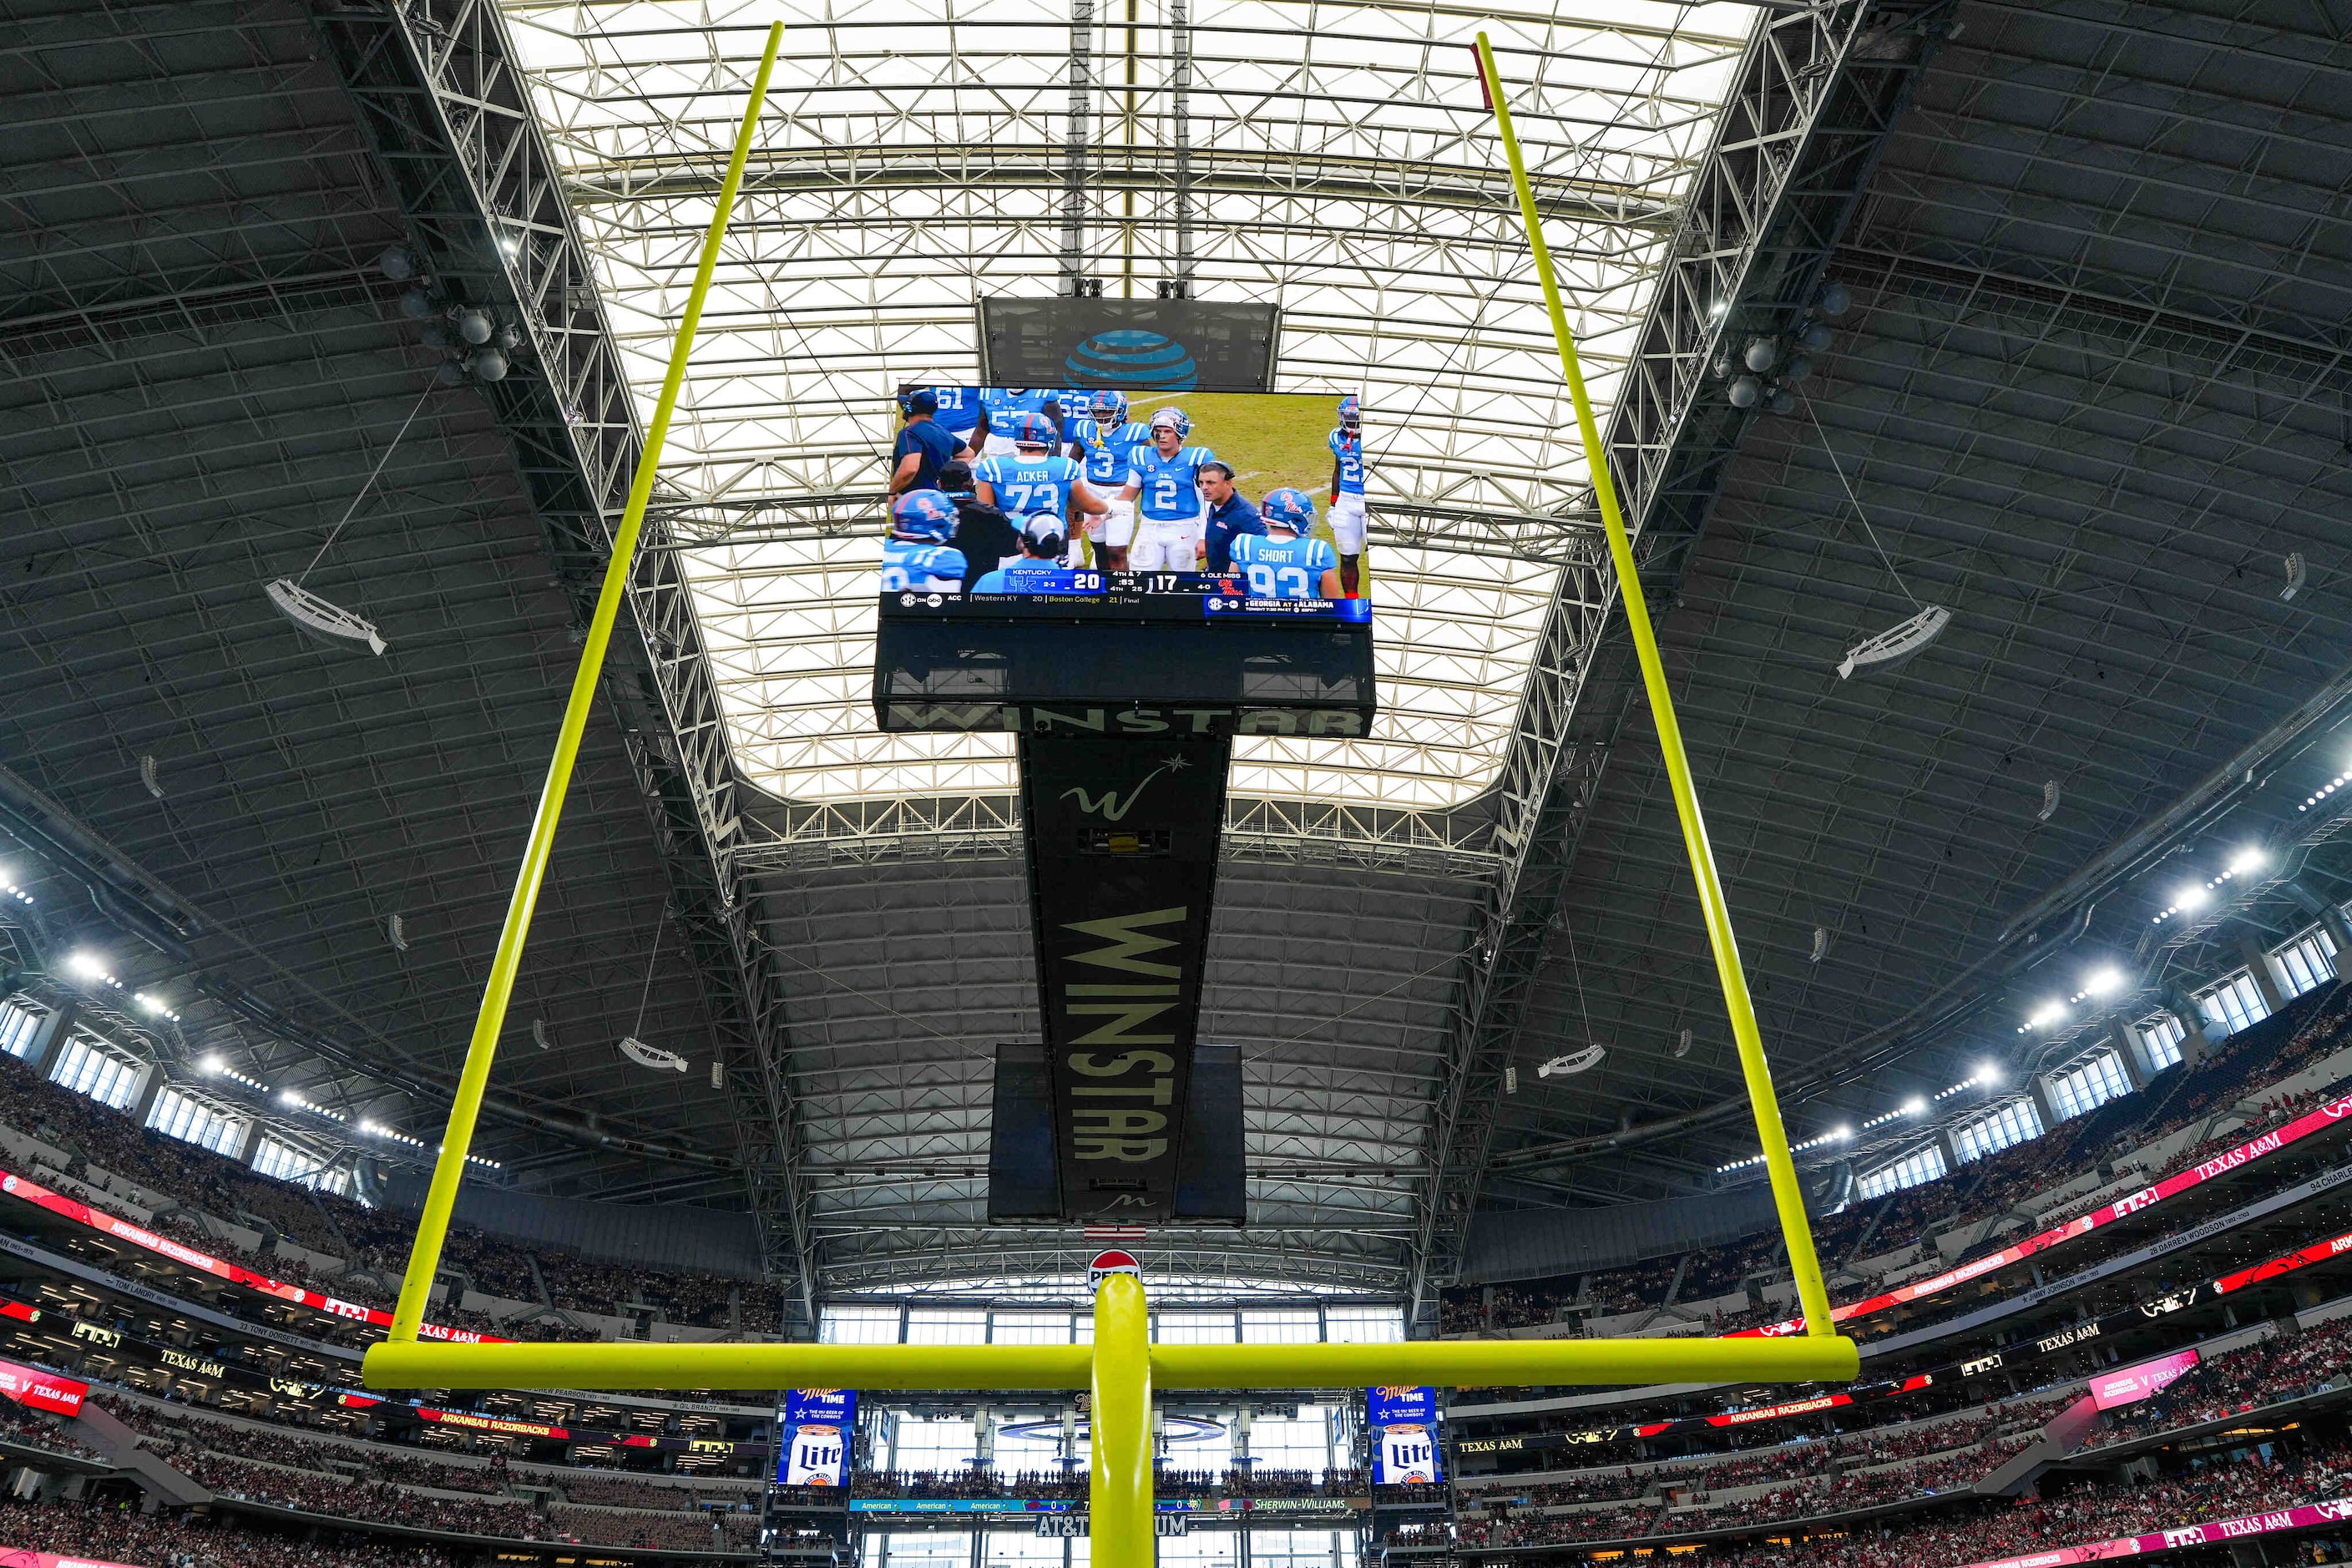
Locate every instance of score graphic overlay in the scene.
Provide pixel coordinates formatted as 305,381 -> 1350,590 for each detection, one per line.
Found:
1368,1386 -> 1441,1485
873,385 -> 1376,740
778,1388 -> 856,1486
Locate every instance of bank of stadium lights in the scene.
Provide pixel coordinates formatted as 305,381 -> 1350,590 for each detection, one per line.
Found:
1717,1124 -> 1853,1176
1858,1096 -> 1930,1133
2305,770 -> 2352,811
2152,847 -> 2268,924
131,993 -> 180,1024
0,867 -> 32,905
280,1090 -> 347,1124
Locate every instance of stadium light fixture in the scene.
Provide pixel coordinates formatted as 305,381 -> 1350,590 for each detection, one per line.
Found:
1975,1063 -> 2002,1085
2177,884 -> 2209,911
1904,1097 -> 1925,1115
2084,967 -> 2124,998
64,951 -> 105,980
2228,846 -> 2266,876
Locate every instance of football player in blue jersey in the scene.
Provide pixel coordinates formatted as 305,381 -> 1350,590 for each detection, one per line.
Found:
974,412 -> 1109,562
1118,407 -> 1217,572
1068,390 -> 1151,569
878,489 -> 969,593
1230,488 -> 1341,599
976,387 -> 1048,456
1327,392 -> 1367,597
972,518 -> 1098,594
908,384 -> 982,445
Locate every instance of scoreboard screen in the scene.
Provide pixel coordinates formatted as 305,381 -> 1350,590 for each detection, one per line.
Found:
879,385 -> 1372,626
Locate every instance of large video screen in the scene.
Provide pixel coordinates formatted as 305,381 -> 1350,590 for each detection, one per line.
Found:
879,385 -> 1372,622
1369,1385 -> 1442,1485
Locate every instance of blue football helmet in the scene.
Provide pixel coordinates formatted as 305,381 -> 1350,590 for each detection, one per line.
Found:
1338,393 -> 1361,430
1149,406 -> 1191,439
1090,389 -> 1130,424
891,488 -> 958,542
1262,488 -> 1318,534
1012,411 -> 1059,447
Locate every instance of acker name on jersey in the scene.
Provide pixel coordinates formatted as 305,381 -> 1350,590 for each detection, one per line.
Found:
977,453 -> 1083,522
1073,418 -> 1151,487
1329,427 -> 1366,494
1230,533 -> 1337,599
1129,445 -> 1217,522
880,539 -> 967,592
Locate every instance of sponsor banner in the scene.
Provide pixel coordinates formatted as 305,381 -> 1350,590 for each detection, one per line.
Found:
2213,1225 -> 2352,1292
2092,1349 -> 2200,1412
785,1389 -> 857,1426
851,1499 -> 1190,1515
0,1552 -> 147,1568
780,1391 -> 855,1486
0,1167 -> 503,1345
1022,735 -> 1230,1221
1963,1495 -> 2352,1568
418,1408 -> 566,1440
1368,1387 -> 1437,1427
0,1358 -> 88,1416
1735,1092 -> 2352,1338
1376,1423 -> 1441,1485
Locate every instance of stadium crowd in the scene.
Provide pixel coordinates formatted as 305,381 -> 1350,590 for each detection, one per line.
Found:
0,1494 -> 485,1566
1457,1428 -> 2352,1554
0,1050 -> 786,1335
2087,1313 -> 2352,1448
1443,986 -> 2352,1338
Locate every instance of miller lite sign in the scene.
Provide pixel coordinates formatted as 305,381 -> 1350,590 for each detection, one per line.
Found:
1090,1249 -> 1144,1289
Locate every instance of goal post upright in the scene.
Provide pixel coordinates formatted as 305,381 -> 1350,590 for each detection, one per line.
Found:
383,20 -> 787,1346
1470,31 -> 1840,1342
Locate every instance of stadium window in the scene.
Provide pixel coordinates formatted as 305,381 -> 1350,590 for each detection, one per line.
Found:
48,1030 -> 142,1110
2272,926 -> 2339,999
1951,1097 -> 2043,1165
1323,1305 -> 1405,1343
1247,1405 -> 1338,1471
2136,1014 -> 2186,1074
2198,971 -> 2269,1036
820,1304 -> 901,1345
1241,1310 -> 1320,1344
1155,1311 -> 1237,1344
2045,1051 -> 2131,1123
1857,1143 -> 1947,1200
250,1135 -> 333,1187
891,1414 -> 977,1472
146,1085 -> 245,1157
988,1311 -> 1071,1344
879,1532 -> 973,1568
0,995 -> 48,1060
905,1309 -> 987,1346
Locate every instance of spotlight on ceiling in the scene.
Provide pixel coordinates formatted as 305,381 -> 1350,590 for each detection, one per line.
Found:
2026,1000 -> 2067,1029
2228,846 -> 2266,876
64,951 -> 105,980
2084,967 -> 2125,998
2176,884 -> 2210,912
1904,1098 -> 1925,1115
1975,1062 -> 2002,1085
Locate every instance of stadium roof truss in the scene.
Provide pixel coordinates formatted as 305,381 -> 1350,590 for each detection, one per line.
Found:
501,0 -> 1749,813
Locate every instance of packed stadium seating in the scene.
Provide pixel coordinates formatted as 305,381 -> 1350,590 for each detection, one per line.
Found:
0,1050 -> 787,1335
0,1494 -> 481,1566
1444,986 -> 2352,1338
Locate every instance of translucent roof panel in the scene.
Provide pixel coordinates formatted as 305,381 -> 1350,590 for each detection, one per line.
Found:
506,0 -> 1753,809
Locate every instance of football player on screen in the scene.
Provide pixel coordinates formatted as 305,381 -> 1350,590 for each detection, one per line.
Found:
1120,407 -> 1216,573
974,518 -> 1092,594
1230,488 -> 1341,599
976,387 -> 1048,456
974,413 -> 1109,562
1069,391 -> 1151,569
878,490 -> 968,592
1327,392 -> 1368,597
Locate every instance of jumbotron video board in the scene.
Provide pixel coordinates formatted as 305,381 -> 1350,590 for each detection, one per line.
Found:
871,384 -> 1377,735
